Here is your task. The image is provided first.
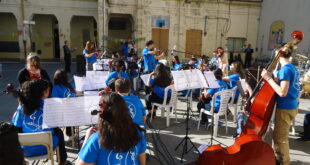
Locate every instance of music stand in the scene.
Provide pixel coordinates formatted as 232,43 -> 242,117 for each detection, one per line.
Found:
174,92 -> 199,163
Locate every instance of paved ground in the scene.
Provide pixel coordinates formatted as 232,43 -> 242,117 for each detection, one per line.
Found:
0,62 -> 309,165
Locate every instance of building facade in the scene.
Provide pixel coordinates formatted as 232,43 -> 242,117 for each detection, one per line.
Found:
0,0 -> 261,62
257,0 -> 310,60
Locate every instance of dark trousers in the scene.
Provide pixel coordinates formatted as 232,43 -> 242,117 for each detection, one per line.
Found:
145,92 -> 169,110
244,54 -> 252,68
64,59 -> 71,73
53,128 -> 67,162
303,112 -> 310,139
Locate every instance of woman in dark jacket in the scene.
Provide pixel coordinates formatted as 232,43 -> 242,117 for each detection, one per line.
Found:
17,53 -> 51,87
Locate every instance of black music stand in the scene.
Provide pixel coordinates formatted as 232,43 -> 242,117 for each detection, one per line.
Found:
174,95 -> 199,163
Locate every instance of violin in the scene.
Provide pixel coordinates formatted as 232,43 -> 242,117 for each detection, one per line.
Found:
3,84 -> 20,98
196,30 -> 304,165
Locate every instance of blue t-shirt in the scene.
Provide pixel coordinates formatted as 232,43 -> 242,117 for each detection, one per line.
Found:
121,95 -> 146,127
83,49 -> 97,63
12,101 -> 59,157
210,57 -> 218,68
78,131 -> 146,165
51,84 -> 76,98
228,74 -> 241,100
105,71 -> 130,86
150,78 -> 171,99
207,80 -> 229,112
276,64 -> 300,110
122,45 -> 129,57
142,48 -> 157,72
172,63 -> 183,71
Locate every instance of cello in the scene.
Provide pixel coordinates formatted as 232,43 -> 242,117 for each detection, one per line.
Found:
196,30 -> 304,165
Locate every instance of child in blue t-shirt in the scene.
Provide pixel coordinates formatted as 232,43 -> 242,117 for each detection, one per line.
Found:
145,63 -> 172,118
83,41 -> 97,71
51,69 -> 76,98
106,59 -> 130,86
115,79 -> 146,127
223,61 -> 245,103
171,56 -> 183,71
11,79 -> 70,164
261,48 -> 300,164
76,93 -> 146,165
199,69 -> 228,124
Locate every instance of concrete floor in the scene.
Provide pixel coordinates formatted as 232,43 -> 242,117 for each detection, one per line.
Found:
0,62 -> 309,165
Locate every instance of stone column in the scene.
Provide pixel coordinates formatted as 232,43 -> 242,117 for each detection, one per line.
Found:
98,0 -> 108,48
57,15 -> 71,62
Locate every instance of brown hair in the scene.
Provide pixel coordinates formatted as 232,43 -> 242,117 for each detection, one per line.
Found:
115,78 -> 131,93
231,61 -> 245,79
98,93 -> 144,152
154,63 -> 171,88
53,69 -> 75,93
26,52 -> 41,69
84,41 -> 93,51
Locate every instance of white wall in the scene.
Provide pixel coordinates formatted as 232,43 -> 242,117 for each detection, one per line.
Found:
258,0 -> 310,59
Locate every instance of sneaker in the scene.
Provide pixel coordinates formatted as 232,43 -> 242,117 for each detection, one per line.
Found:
297,137 -> 310,143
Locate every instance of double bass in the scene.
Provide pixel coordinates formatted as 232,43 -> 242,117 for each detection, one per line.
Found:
196,30 -> 304,165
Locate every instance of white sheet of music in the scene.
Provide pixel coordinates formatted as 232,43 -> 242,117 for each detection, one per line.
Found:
203,71 -> 221,89
42,96 -> 101,128
140,74 -> 150,86
183,70 -> 204,89
171,70 -> 189,91
74,76 -> 86,92
86,71 -> 108,90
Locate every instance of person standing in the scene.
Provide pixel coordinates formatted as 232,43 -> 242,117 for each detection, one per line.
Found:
83,41 -> 97,71
244,44 -> 254,68
261,48 -> 300,165
142,40 -> 166,73
63,40 -> 75,73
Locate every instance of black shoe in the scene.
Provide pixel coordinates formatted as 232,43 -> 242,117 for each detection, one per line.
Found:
233,133 -> 239,138
297,137 -> 310,143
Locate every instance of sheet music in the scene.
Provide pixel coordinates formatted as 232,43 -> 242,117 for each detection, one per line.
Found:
84,91 -> 99,96
86,71 -> 109,90
140,74 -> 150,86
203,71 -> 221,88
171,70 -> 189,91
184,70 -> 202,89
74,76 -> 86,92
42,96 -> 101,128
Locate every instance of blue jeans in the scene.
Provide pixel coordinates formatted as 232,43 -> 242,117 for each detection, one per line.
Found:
236,112 -> 248,134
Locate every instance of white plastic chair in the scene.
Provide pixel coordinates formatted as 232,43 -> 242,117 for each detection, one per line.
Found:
229,86 -> 239,123
150,85 -> 178,127
18,132 -> 60,165
197,89 -> 234,137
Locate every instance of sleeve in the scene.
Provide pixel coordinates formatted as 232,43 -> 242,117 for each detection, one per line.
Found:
142,49 -> 148,56
17,69 -> 27,86
207,88 -> 216,95
78,133 -> 100,164
150,78 -> 154,86
278,67 -> 291,82
83,50 -> 87,56
105,73 -> 113,86
138,100 -> 146,116
12,107 -> 23,129
138,132 -> 147,154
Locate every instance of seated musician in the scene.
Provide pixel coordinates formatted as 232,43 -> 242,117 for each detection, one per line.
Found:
171,56 -> 183,71
51,69 -> 76,137
51,69 -> 76,98
223,61 -> 245,103
83,41 -> 97,71
105,59 -> 130,86
115,79 -> 146,127
199,69 -> 228,125
261,48 -> 300,165
11,79 -> 71,165
145,63 -> 172,118
75,93 -> 146,165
